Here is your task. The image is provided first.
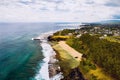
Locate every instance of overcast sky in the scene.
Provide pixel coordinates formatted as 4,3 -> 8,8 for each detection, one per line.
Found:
0,0 -> 120,22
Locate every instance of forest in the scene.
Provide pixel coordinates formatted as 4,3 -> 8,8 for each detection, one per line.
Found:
66,34 -> 120,80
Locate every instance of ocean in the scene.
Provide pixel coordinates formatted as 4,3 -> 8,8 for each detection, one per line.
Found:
0,23 -> 79,80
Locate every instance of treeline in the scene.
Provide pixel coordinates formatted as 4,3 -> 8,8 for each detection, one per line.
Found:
66,34 -> 120,80
53,29 -> 75,36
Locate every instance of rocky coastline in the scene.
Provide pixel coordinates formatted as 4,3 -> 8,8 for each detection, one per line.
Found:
47,29 -> 85,80
48,53 -> 63,79
37,31 -> 85,80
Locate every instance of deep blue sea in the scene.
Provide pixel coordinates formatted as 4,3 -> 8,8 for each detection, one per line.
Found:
0,23 -> 78,80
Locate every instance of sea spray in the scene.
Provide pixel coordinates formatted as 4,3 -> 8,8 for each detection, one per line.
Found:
35,41 -> 51,80
50,72 -> 63,80
34,33 -> 63,80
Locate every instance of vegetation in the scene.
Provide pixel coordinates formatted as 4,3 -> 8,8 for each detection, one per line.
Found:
89,67 -> 112,80
53,44 -> 79,76
48,29 -> 75,41
105,36 -> 120,43
48,35 -> 70,41
66,33 -> 120,80
53,29 -> 75,36
50,27 -> 120,80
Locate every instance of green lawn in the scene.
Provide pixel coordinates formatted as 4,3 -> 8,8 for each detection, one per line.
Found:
53,44 -> 80,76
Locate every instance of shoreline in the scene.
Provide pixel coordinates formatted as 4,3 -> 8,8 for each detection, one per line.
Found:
34,28 -> 83,80
34,32 -> 64,80
48,49 -> 63,79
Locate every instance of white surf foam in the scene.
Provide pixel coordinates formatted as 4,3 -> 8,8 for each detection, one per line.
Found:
35,41 -> 53,80
50,72 -> 63,80
34,37 -> 63,80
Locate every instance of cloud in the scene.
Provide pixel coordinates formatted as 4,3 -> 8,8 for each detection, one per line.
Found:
43,0 -> 63,3
105,0 -> 120,7
0,0 -> 120,22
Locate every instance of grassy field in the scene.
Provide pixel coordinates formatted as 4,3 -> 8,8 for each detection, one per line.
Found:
104,36 -> 120,43
53,44 -> 80,76
79,61 -> 114,80
52,36 -> 70,39
51,35 -> 70,40
89,66 -> 113,80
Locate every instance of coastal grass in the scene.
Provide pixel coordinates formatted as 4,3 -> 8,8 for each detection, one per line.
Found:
52,36 -> 70,39
53,44 -> 80,76
79,60 -> 113,80
104,36 -> 120,43
48,41 -> 58,46
89,67 -> 113,80
51,36 -> 70,41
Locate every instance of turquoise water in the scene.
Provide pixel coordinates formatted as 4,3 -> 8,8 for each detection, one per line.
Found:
0,23 -> 77,80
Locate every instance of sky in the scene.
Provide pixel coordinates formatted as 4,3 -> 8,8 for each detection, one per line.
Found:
0,0 -> 120,22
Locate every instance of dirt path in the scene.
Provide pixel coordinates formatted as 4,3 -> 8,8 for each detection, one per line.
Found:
58,41 -> 82,61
